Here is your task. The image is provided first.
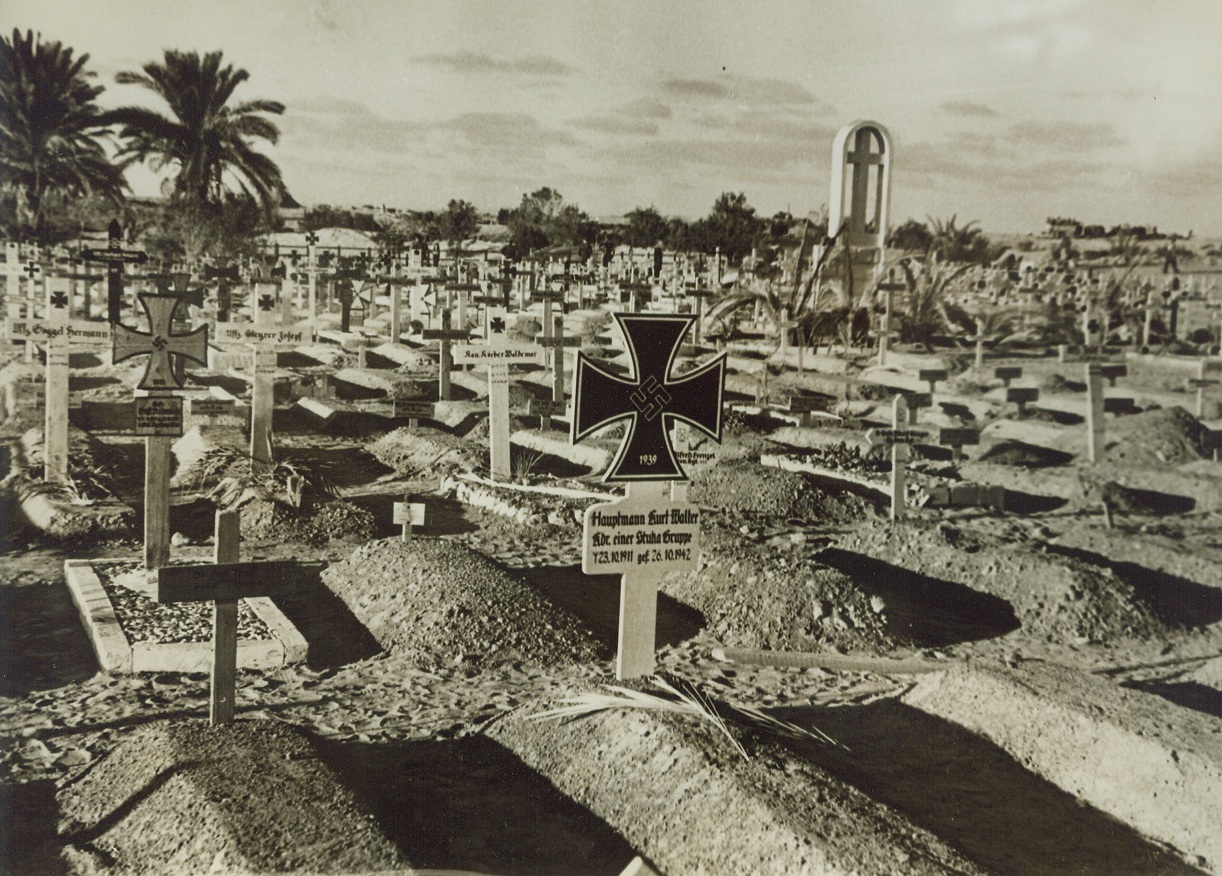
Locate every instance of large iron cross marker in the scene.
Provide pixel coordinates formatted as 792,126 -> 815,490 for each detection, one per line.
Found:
573,313 -> 725,481
113,293 -> 209,390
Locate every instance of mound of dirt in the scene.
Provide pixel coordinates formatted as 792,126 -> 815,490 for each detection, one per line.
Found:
321,537 -> 601,668
690,461 -> 872,525
977,440 -> 1075,468
1104,406 -> 1213,466
1039,371 -> 1070,392
947,375 -> 990,396
663,528 -> 890,653
369,427 -> 484,477
240,497 -> 375,545
56,720 -> 406,875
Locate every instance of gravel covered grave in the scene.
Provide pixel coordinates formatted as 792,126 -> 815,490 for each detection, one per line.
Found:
321,537 -> 603,668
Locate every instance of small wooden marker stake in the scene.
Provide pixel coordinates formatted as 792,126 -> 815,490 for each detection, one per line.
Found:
393,498 -> 426,543
994,365 -> 1023,388
919,368 -> 948,396
154,508 -> 297,725
939,426 -> 980,462
1086,362 -> 1105,463
1006,386 -> 1039,417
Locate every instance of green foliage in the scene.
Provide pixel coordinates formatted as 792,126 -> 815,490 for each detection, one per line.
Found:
510,446 -> 545,483
887,218 -> 933,253
438,198 -> 480,249
0,29 -> 127,243
698,191 -> 762,264
300,204 -> 380,233
195,447 -> 337,511
895,250 -> 975,348
105,49 -> 285,211
140,192 -> 272,266
500,187 -> 596,260
623,206 -> 669,249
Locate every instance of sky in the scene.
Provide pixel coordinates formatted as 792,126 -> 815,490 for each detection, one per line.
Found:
7,0 -> 1222,235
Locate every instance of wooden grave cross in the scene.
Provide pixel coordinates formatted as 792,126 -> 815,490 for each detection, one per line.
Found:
421,307 -> 473,401
1085,362 -> 1106,463
903,390 -> 933,425
1186,359 -> 1221,420
454,306 -> 545,480
685,286 -> 715,343
112,292 -> 209,569
154,508 -> 297,725
866,395 -> 927,522
393,496 -> 427,543
214,282 -> 315,465
82,219 -> 148,324
4,277 -> 112,481
968,317 -> 988,368
876,272 -> 906,365
572,313 -> 725,678
535,314 -> 582,429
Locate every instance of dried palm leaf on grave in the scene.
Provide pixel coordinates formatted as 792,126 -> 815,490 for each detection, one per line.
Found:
192,446 -> 338,509
531,675 -> 841,761
320,537 -> 601,669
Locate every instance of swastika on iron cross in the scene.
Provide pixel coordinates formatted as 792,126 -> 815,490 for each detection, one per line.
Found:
112,293 -> 209,390
572,313 -> 725,482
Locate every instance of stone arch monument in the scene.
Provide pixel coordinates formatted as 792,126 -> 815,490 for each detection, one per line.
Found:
828,121 -> 893,299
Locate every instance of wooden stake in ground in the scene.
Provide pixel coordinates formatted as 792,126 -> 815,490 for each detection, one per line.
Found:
82,219 -> 147,324
1187,359 -> 1220,419
572,313 -> 725,678
454,306 -> 544,481
969,317 -> 987,368
154,508 -> 296,725
1086,362 -> 1105,463
876,271 -> 904,366
393,497 -> 426,543
113,292 -> 209,569
866,395 -> 926,522
536,314 -> 581,429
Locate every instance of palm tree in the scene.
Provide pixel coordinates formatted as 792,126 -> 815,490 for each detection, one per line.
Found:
105,49 -> 284,211
0,29 -> 127,242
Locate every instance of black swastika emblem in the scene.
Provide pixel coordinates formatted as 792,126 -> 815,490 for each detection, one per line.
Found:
629,376 -> 671,421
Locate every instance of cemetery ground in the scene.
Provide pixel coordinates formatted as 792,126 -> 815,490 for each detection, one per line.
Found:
2,313 -> 1222,875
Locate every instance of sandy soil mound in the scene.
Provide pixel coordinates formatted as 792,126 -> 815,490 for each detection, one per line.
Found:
321,537 -> 602,668
977,440 -> 1075,468
369,426 -> 485,476
1104,406 -> 1213,466
664,527 -> 890,652
56,720 -> 405,875
240,497 -> 375,545
690,460 -> 873,524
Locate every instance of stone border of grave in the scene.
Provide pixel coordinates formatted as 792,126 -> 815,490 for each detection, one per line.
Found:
63,559 -> 306,673
443,472 -> 610,527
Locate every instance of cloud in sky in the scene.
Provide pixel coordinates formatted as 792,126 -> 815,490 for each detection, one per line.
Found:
570,115 -> 659,136
940,100 -> 999,118
661,75 -> 821,107
413,50 -> 574,77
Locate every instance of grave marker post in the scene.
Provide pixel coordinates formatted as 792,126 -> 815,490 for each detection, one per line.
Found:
1006,386 -> 1039,417
113,292 -> 208,569
454,307 -> 544,480
393,497 -> 426,543
971,317 -> 987,368
42,277 -> 71,482
251,282 -> 278,465
1086,362 -> 1105,463
536,314 -> 581,429
876,272 -> 905,366
938,426 -> 980,463
82,219 -> 147,324
866,395 -> 926,521
1187,359 -> 1220,419
421,308 -> 471,401
573,313 -> 725,678
154,509 -> 297,725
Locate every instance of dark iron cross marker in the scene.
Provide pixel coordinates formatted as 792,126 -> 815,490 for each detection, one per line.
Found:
112,293 -> 209,391
573,313 -> 725,481
82,220 -> 147,324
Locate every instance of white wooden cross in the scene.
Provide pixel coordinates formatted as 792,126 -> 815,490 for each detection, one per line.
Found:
421,305 -> 472,401
155,508 -> 296,724
866,395 -> 926,521
1187,359 -> 1221,420
455,306 -> 544,480
213,281 -> 314,465
876,271 -> 905,365
535,314 -> 581,430
4,277 -> 112,482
